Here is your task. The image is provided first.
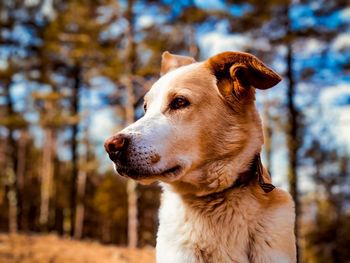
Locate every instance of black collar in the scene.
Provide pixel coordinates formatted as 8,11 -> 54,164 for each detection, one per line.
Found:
234,154 -> 275,193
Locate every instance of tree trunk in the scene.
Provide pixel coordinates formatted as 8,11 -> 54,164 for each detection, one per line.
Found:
74,130 -> 90,239
39,128 -> 55,230
127,178 -> 138,248
262,97 -> 273,174
74,169 -> 87,239
7,165 -> 17,234
188,26 -> 199,60
124,76 -> 138,248
4,82 -> 18,234
125,0 -> 138,248
283,4 -> 300,261
16,130 -> 28,230
286,41 -> 300,263
70,65 -> 81,236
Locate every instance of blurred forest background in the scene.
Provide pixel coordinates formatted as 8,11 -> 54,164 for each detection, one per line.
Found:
0,0 -> 350,262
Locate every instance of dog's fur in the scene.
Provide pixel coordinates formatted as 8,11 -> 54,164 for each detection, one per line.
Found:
105,51 -> 296,262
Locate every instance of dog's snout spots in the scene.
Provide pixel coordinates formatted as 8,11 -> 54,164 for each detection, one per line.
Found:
151,154 -> 161,164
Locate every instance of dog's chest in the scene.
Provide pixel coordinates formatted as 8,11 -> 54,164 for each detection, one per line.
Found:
156,191 -> 251,263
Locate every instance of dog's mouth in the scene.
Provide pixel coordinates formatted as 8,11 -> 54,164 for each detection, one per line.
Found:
115,164 -> 183,180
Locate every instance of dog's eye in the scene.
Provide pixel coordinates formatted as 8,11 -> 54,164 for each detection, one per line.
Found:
143,103 -> 147,112
170,96 -> 190,110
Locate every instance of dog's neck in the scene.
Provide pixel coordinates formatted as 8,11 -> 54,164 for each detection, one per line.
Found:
196,154 -> 274,201
176,154 -> 274,202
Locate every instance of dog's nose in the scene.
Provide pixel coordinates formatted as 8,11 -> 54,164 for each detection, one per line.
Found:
104,134 -> 129,161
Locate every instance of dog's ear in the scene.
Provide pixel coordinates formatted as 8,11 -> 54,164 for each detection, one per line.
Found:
207,52 -> 281,95
160,51 -> 196,76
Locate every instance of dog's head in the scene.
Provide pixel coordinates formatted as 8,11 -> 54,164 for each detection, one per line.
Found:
105,51 -> 281,195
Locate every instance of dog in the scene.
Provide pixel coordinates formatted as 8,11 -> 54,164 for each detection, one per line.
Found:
104,51 -> 296,263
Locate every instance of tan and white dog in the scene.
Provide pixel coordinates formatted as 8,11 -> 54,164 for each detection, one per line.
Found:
105,51 -> 296,263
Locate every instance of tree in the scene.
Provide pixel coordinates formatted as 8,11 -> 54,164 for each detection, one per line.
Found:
41,0 -> 123,236
303,137 -> 350,263
32,91 -> 66,230
124,0 -> 139,248
0,0 -> 38,231
74,127 -> 91,239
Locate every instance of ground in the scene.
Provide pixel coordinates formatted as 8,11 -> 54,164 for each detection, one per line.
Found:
0,234 -> 155,263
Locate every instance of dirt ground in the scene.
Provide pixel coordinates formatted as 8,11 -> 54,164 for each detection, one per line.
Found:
0,233 -> 155,263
